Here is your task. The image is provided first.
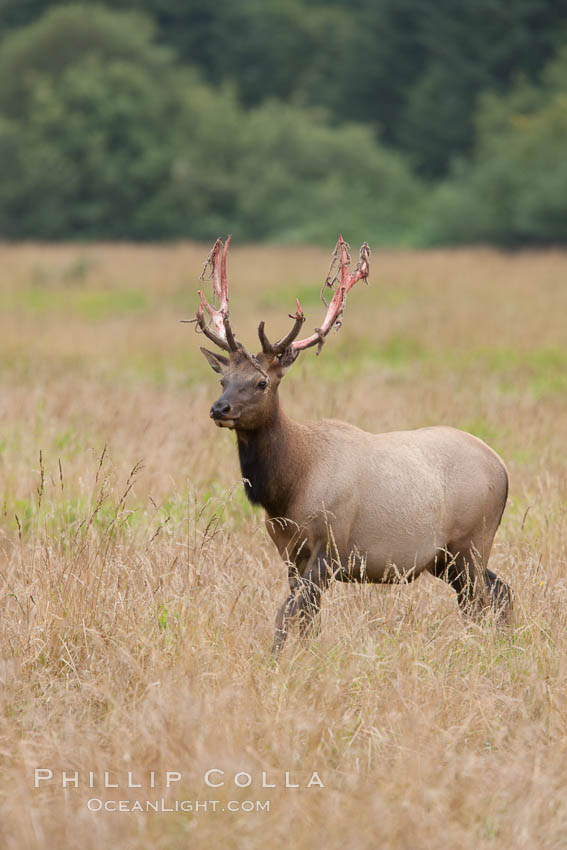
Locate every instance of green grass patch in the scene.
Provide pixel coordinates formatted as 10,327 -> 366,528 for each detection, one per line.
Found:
466,345 -> 567,398
257,280 -> 330,311
455,418 -> 505,448
1,286 -> 148,320
298,333 -> 429,381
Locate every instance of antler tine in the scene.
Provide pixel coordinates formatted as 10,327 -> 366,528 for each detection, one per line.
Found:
257,321 -> 273,354
291,235 -> 370,355
271,299 -> 306,355
223,314 -> 238,351
195,303 -> 230,351
258,297 -> 305,356
192,234 -> 243,354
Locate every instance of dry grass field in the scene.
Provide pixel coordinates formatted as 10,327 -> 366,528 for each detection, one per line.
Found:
0,241 -> 566,849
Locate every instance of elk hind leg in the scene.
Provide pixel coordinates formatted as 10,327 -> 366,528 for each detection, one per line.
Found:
430,550 -> 483,615
431,544 -> 511,620
485,567 -> 513,621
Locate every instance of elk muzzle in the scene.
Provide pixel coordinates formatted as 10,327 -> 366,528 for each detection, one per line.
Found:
210,395 -> 240,428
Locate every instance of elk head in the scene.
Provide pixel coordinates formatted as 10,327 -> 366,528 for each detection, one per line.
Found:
189,235 -> 370,431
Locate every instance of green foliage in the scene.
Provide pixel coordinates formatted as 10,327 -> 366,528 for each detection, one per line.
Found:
0,0 -> 52,33
0,58 -> 190,237
0,1 -> 566,243
79,0 -> 567,179
225,101 -> 423,244
421,47 -> 567,246
0,4 -> 173,117
0,4 -> 422,242
0,6 -> 197,237
393,0 -> 565,177
180,92 -> 423,244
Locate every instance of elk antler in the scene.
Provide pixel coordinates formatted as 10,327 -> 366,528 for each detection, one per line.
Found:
187,236 -> 269,375
258,235 -> 370,360
190,235 -> 239,352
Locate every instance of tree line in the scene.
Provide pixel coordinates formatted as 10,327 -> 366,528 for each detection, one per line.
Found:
0,1 -> 566,245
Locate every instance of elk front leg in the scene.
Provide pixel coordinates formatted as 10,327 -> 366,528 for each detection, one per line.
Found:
272,554 -> 329,655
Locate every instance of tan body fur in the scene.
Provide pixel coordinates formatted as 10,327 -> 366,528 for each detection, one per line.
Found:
263,415 -> 508,588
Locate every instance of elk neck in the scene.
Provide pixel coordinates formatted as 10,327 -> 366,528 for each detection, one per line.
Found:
235,395 -> 307,517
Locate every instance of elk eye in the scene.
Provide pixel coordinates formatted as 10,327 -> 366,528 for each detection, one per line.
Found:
257,380 -> 267,391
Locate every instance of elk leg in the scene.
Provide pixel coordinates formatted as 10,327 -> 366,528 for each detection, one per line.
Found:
272,554 -> 329,655
430,550 -> 484,615
485,568 -> 513,621
431,551 -> 512,620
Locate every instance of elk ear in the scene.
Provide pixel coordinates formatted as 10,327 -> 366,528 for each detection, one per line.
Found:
200,347 -> 230,374
271,346 -> 300,378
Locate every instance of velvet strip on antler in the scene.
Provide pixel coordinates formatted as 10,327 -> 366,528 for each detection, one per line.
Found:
186,235 -> 269,376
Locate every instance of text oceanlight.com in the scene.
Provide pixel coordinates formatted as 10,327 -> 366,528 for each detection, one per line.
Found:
87,799 -> 270,813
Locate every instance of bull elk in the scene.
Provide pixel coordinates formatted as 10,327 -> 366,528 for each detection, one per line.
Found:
189,235 -> 512,653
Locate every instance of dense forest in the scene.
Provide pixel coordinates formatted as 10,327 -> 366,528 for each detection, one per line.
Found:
0,0 -> 566,244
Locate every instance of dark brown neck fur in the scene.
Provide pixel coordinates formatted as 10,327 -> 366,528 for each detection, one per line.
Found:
236,397 -> 305,517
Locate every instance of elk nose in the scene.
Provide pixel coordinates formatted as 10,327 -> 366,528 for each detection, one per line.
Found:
210,399 -> 231,419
